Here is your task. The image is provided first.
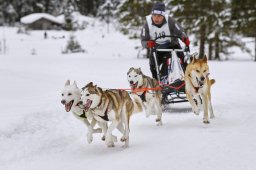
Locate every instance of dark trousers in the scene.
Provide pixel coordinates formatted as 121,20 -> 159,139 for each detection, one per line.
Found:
149,44 -> 187,80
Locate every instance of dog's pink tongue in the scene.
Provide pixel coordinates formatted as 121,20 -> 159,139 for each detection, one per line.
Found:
131,83 -> 137,89
84,99 -> 92,112
65,104 -> 70,112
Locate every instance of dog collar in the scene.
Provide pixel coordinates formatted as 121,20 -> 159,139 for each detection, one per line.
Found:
194,87 -> 200,93
78,110 -> 87,119
139,91 -> 147,102
188,74 -> 201,93
98,104 -> 109,121
76,101 -> 84,109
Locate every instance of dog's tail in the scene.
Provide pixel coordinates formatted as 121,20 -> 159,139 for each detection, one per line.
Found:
130,94 -> 143,114
210,79 -> 215,86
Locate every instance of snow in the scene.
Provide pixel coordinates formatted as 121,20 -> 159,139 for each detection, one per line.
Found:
20,13 -> 63,25
56,12 -> 95,26
0,19 -> 256,170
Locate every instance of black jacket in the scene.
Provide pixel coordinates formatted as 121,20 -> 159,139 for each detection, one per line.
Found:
140,15 -> 187,48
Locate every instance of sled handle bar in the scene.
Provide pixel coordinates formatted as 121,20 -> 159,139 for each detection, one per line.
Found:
156,49 -> 185,52
154,35 -> 180,41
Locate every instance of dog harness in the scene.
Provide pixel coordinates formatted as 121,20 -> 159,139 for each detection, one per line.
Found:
76,102 -> 87,119
139,91 -> 147,102
95,90 -> 124,122
94,97 -> 110,121
188,74 -> 201,93
78,110 -> 87,119
98,104 -> 109,121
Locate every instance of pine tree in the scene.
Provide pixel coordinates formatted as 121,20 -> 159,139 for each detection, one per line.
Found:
4,3 -> 17,26
169,0 -> 212,58
98,0 -> 117,21
64,1 -> 74,30
76,0 -> 104,16
231,0 -> 256,61
63,34 -> 85,53
169,0 -> 254,60
116,0 -> 153,38
97,0 -> 117,33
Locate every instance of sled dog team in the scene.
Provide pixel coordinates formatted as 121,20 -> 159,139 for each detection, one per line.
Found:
61,53 -> 215,148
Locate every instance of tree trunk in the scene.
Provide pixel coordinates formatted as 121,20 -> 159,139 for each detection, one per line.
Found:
255,35 -> 256,62
208,40 -> 212,60
215,33 -> 220,60
199,24 -> 206,58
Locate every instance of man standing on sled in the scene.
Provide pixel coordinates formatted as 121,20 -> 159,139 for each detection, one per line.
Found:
141,2 -> 190,81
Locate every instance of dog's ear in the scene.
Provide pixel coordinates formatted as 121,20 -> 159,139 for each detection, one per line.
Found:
138,67 -> 142,74
95,86 -> 102,94
82,82 -> 93,91
86,82 -> 93,88
65,80 -> 70,86
203,54 -> 208,62
127,67 -> 134,75
73,81 -> 78,88
190,56 -> 195,64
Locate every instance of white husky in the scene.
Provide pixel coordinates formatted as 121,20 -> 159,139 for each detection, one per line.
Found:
61,80 -> 103,143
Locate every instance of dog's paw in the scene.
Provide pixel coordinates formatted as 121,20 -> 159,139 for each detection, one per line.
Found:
203,119 -> 210,124
192,107 -> 199,115
122,143 -> 129,148
120,136 -> 126,142
101,135 -> 105,141
122,137 -> 129,148
193,111 -> 199,115
86,134 -> 93,144
156,119 -> 163,126
105,140 -> 115,148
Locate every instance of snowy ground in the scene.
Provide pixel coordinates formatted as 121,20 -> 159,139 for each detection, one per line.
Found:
0,22 -> 256,170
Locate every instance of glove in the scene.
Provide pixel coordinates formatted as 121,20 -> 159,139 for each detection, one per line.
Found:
147,40 -> 156,48
182,37 -> 190,46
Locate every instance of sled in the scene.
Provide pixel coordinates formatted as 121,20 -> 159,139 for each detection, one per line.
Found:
149,35 -> 190,104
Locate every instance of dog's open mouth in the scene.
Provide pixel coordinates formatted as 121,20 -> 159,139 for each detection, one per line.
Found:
198,81 -> 204,87
196,77 -> 205,87
83,99 -> 92,112
64,100 -> 74,112
130,82 -> 138,89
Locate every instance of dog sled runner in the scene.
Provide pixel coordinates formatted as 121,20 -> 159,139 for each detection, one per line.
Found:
149,35 -> 190,104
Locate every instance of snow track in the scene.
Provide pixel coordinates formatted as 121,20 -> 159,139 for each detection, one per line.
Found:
0,26 -> 255,170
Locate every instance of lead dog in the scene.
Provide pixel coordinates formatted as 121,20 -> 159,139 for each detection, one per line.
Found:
127,67 -> 163,126
185,54 -> 215,124
61,80 -> 103,143
81,82 -> 143,148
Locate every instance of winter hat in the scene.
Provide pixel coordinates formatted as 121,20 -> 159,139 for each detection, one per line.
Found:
152,2 -> 165,16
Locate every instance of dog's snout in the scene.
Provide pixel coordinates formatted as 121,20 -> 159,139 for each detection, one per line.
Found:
77,101 -> 83,106
200,76 -> 205,81
130,80 -> 134,84
61,100 -> 66,105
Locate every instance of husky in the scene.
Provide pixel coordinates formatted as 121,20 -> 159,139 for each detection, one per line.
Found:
81,82 -> 143,148
127,67 -> 163,126
61,80 -> 103,143
184,54 -> 215,124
